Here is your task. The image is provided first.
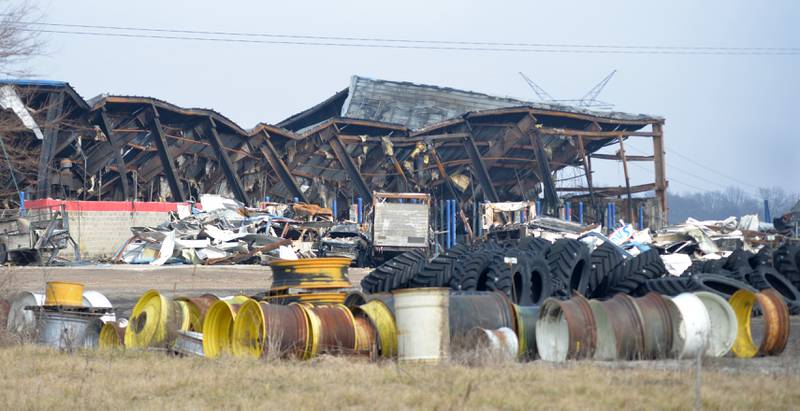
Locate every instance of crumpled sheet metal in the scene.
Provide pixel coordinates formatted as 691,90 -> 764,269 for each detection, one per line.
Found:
117,196 -> 294,265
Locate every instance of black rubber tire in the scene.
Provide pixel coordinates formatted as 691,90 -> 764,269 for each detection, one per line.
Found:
587,241 -> 625,298
545,239 -> 592,298
636,276 -> 699,296
522,251 -> 553,305
451,251 -> 494,291
389,250 -> 428,290
360,250 -> 427,293
702,259 -> 727,274
518,237 -> 551,255
773,244 -> 800,289
685,261 -> 706,275
482,250 -> 533,305
409,244 -> 469,288
746,265 -> 800,315
690,273 -> 757,300
607,248 -> 667,296
749,247 -> 772,269
724,248 -> 754,272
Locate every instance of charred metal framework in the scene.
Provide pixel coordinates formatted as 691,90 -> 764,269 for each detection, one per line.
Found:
0,77 -> 667,227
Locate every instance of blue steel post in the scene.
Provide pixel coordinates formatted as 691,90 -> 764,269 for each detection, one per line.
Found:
440,199 -> 445,248
293,197 -> 298,203
578,202 -> 584,225
357,197 -> 363,224
19,191 -> 25,217
521,208 -> 526,223
638,205 -> 644,230
565,202 -> 571,222
606,203 -> 611,232
451,200 -> 457,246
764,199 -> 771,222
332,199 -> 337,221
536,200 -> 542,217
445,200 -> 452,249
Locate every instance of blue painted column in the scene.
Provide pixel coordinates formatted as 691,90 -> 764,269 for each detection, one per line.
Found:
332,199 -> 338,221
357,197 -> 363,224
638,205 -> 644,230
19,191 -> 25,216
578,202 -> 584,225
451,200 -> 457,247
565,202 -> 572,222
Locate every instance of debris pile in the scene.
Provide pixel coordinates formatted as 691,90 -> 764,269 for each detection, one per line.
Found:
115,195 -> 335,265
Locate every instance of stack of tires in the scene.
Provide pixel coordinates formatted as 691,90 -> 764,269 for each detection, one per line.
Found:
638,243 -> 800,314
360,236 -> 680,307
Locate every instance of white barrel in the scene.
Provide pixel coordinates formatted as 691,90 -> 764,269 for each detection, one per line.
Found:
393,288 -> 449,363
6,291 -> 45,334
466,327 -> 519,361
82,291 -> 116,323
670,293 -> 710,359
693,292 -> 737,357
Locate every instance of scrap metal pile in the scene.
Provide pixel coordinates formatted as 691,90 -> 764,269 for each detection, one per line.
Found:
116,195 -> 335,265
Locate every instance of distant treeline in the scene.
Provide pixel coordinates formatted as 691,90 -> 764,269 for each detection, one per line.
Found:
667,186 -> 799,224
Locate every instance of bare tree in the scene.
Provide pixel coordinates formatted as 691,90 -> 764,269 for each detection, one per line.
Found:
0,1 -> 43,77
759,186 -> 800,218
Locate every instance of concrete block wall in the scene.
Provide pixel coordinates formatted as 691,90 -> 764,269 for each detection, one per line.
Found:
23,199 -> 189,261
68,210 -> 171,259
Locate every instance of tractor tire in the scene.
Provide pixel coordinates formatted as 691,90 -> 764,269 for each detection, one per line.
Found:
545,238 -> 592,299
587,241 -> 626,298
607,248 -> 667,296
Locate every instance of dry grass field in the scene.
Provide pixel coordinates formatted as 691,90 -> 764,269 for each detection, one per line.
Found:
0,345 -> 798,410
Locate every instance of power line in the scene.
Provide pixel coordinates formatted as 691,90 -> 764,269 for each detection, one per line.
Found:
625,144 -> 761,191
628,162 -> 718,193
666,147 -> 762,190
10,26 -> 800,56
15,20 -> 800,52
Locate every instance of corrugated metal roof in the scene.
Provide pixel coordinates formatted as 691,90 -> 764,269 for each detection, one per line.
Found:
343,75 -> 660,129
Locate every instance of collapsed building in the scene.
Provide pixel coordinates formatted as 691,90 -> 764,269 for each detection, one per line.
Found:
0,76 -> 667,232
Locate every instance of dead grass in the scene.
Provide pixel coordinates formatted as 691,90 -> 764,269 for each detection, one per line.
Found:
0,346 -> 797,410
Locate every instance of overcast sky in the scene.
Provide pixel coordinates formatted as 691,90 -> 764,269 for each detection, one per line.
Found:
20,0 -> 800,195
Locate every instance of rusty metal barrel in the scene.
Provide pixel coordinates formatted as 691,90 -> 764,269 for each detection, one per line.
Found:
175,294 -> 219,332
231,299 -> 310,359
592,294 -> 646,361
729,288 -> 790,358
269,258 -> 352,291
632,293 -> 678,359
449,291 -> 516,344
310,304 -> 358,354
535,294 -> 596,361
353,299 -> 397,359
